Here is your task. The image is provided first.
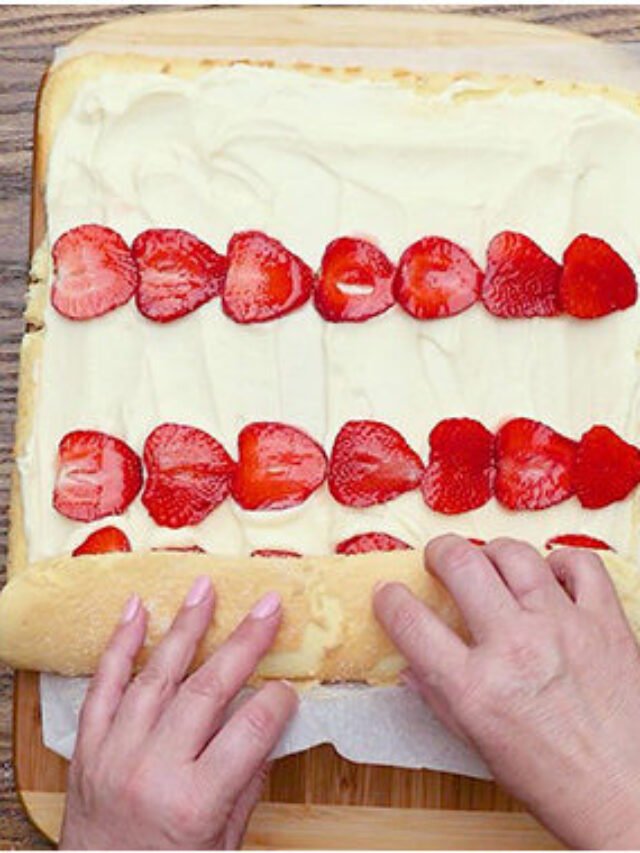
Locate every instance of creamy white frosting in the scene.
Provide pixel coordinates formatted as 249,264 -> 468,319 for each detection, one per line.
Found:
21,64 -> 640,560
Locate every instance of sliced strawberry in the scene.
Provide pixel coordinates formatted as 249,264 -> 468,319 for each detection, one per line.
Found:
329,420 -> 423,507
574,425 -> 640,509
393,237 -> 482,319
51,224 -> 139,320
559,234 -> 637,318
482,231 -> 561,318
222,231 -> 313,323
422,418 -> 495,514
468,537 -> 486,546
251,548 -> 302,558
544,533 -> 613,551
314,237 -> 395,322
152,545 -> 206,553
142,423 -> 235,528
495,418 -> 577,510
133,228 -> 227,323
72,525 -> 131,556
335,532 -> 411,555
53,430 -> 142,522
232,422 -> 327,510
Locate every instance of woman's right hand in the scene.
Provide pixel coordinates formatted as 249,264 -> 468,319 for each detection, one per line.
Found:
375,535 -> 640,849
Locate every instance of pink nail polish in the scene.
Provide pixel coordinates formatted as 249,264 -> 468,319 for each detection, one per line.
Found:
250,591 -> 281,619
121,594 -> 141,624
185,575 -> 212,607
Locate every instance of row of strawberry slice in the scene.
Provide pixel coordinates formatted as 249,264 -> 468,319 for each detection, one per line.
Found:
70,525 -> 613,557
53,417 -> 640,529
51,224 -> 637,324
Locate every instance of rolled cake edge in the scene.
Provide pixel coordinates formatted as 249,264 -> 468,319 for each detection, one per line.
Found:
1,548 -> 639,681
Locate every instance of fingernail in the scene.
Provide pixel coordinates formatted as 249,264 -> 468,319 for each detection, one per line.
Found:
121,594 -> 141,624
185,575 -> 212,607
250,591 -> 281,619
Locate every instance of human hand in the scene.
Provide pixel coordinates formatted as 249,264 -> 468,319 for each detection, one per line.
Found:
375,535 -> 640,849
60,578 -> 297,850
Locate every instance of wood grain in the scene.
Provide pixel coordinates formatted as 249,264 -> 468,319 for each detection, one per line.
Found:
19,793 -> 563,850
3,5 -> 640,849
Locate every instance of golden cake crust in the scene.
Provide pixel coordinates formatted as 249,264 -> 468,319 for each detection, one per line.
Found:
2,548 -> 640,680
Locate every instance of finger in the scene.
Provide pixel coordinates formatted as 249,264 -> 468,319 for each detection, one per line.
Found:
425,535 -> 517,640
75,595 -> 147,759
156,591 -> 284,760
109,576 -> 214,748
223,762 -> 271,848
547,548 -> 625,615
484,538 -> 570,611
374,581 -> 467,688
196,681 -> 297,808
400,669 -> 469,744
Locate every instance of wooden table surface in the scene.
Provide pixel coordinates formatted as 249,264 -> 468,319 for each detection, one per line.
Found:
2,4 -> 640,848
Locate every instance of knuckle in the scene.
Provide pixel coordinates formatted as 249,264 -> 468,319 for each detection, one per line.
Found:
133,661 -> 174,699
119,765 -> 155,814
85,670 -> 108,701
495,538 -> 532,563
242,701 -> 278,744
166,794 -> 209,836
182,667 -> 227,704
444,541 -> 478,575
456,626 -> 564,717
387,599 -> 426,645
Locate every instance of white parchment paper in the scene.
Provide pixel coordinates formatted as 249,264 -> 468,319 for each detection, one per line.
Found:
39,30 -> 640,775
41,676 -> 490,778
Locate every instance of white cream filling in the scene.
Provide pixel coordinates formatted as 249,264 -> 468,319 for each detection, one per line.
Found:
22,64 -> 640,560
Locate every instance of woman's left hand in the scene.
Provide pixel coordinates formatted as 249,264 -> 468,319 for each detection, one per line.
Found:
60,577 -> 297,849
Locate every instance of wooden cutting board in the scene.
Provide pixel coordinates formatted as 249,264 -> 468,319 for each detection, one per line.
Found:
13,6 -> 596,848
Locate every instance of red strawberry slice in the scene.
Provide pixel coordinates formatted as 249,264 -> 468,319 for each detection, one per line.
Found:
232,422 -> 327,510
559,234 -> 637,318
222,231 -> 314,323
142,423 -> 235,528
422,418 -> 495,514
314,237 -> 395,322
468,537 -> 486,546
329,420 -> 423,507
335,532 -> 411,555
51,224 -> 139,320
482,231 -> 561,318
495,418 -> 577,510
72,525 -> 131,556
574,425 -> 640,508
544,533 -> 613,551
251,548 -> 302,558
393,237 -> 482,319
152,545 -> 206,553
53,430 -> 142,522
133,228 -> 227,323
